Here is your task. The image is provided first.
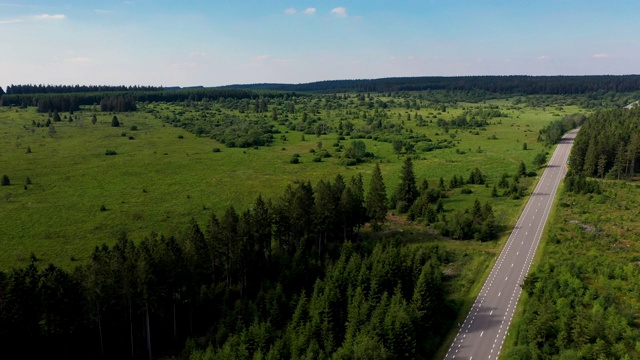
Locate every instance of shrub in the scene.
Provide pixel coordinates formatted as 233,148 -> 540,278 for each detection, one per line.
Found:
312,157 -> 322,162
130,125 -> 138,131
105,150 -> 117,156
289,157 -> 300,164
461,188 -> 473,194
212,147 -> 221,153
100,204 -> 107,211
178,135 -> 184,139
1,175 -> 10,186
111,116 -> 120,127
121,132 -> 127,137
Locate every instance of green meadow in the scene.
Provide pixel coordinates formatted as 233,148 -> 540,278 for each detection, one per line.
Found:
0,97 -> 582,269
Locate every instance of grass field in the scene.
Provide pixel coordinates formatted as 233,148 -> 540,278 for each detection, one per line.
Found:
0,98 -> 582,269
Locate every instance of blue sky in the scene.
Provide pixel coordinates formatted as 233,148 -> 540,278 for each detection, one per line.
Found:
1,0 -> 639,87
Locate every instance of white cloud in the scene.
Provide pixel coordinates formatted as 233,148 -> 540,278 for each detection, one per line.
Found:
592,53 -> 611,59
33,14 -> 66,20
330,7 -> 347,17
0,18 -> 22,24
302,8 -> 316,15
285,8 -> 297,15
65,57 -> 93,63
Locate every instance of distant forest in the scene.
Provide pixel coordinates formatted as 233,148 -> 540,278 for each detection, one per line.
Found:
3,75 -> 640,111
218,75 -> 640,94
4,84 -> 162,95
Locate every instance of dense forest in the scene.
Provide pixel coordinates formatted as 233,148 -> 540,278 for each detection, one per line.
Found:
0,88 -> 295,113
569,108 -> 640,179
219,75 -> 640,94
4,85 -> 162,95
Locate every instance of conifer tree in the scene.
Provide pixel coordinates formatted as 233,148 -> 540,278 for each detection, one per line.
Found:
395,157 -> 418,213
366,164 -> 387,230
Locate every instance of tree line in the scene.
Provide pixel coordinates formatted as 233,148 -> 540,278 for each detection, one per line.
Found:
218,75 -> 640,95
570,108 -> 640,179
0,89 -> 298,113
4,84 -> 162,95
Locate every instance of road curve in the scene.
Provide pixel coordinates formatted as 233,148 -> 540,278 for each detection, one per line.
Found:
444,129 -> 578,360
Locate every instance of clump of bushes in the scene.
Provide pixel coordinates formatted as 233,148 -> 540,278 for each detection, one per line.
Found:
105,150 -> 117,156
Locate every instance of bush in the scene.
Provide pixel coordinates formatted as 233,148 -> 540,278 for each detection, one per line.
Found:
130,125 -> 138,131
100,204 -> 107,212
1,175 -> 10,186
178,135 -> 184,139
312,156 -> 322,162
461,188 -> 473,194
105,150 -> 117,156
289,157 -> 300,164
212,147 -> 221,153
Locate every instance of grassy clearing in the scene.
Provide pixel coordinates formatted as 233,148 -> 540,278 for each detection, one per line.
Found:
0,98 -> 580,269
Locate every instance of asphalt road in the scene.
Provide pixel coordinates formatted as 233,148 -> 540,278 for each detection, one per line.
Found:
444,129 -> 578,360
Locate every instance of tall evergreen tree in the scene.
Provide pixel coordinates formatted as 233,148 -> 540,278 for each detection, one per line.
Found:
366,164 -> 387,231
395,157 -> 418,213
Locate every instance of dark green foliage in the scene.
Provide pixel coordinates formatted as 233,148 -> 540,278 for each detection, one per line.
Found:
438,199 -> 497,241
111,116 -> 119,127
212,147 -> 221,153
467,167 -> 485,185
366,164 -> 388,230
1,174 -> 10,186
104,150 -> 117,156
289,157 -> 300,164
25,177 -> 32,185
539,113 -> 587,145
345,140 -> 373,163
518,161 -> 527,178
99,204 -> 107,211
533,152 -> 548,167
205,117 -> 277,148
394,157 -> 418,213
91,114 -> 97,124
100,95 -> 137,112
129,125 -> 138,131
570,109 -> 640,179
564,171 -> 601,194
26,146 -> 32,154
53,110 -> 61,122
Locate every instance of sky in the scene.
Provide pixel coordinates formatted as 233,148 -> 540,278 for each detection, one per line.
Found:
1,0 -> 640,87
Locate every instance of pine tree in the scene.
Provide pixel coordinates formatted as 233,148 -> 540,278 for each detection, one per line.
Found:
366,164 -> 388,230
518,161 -> 527,178
1,174 -> 10,186
395,157 -> 418,213
111,116 -> 120,127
